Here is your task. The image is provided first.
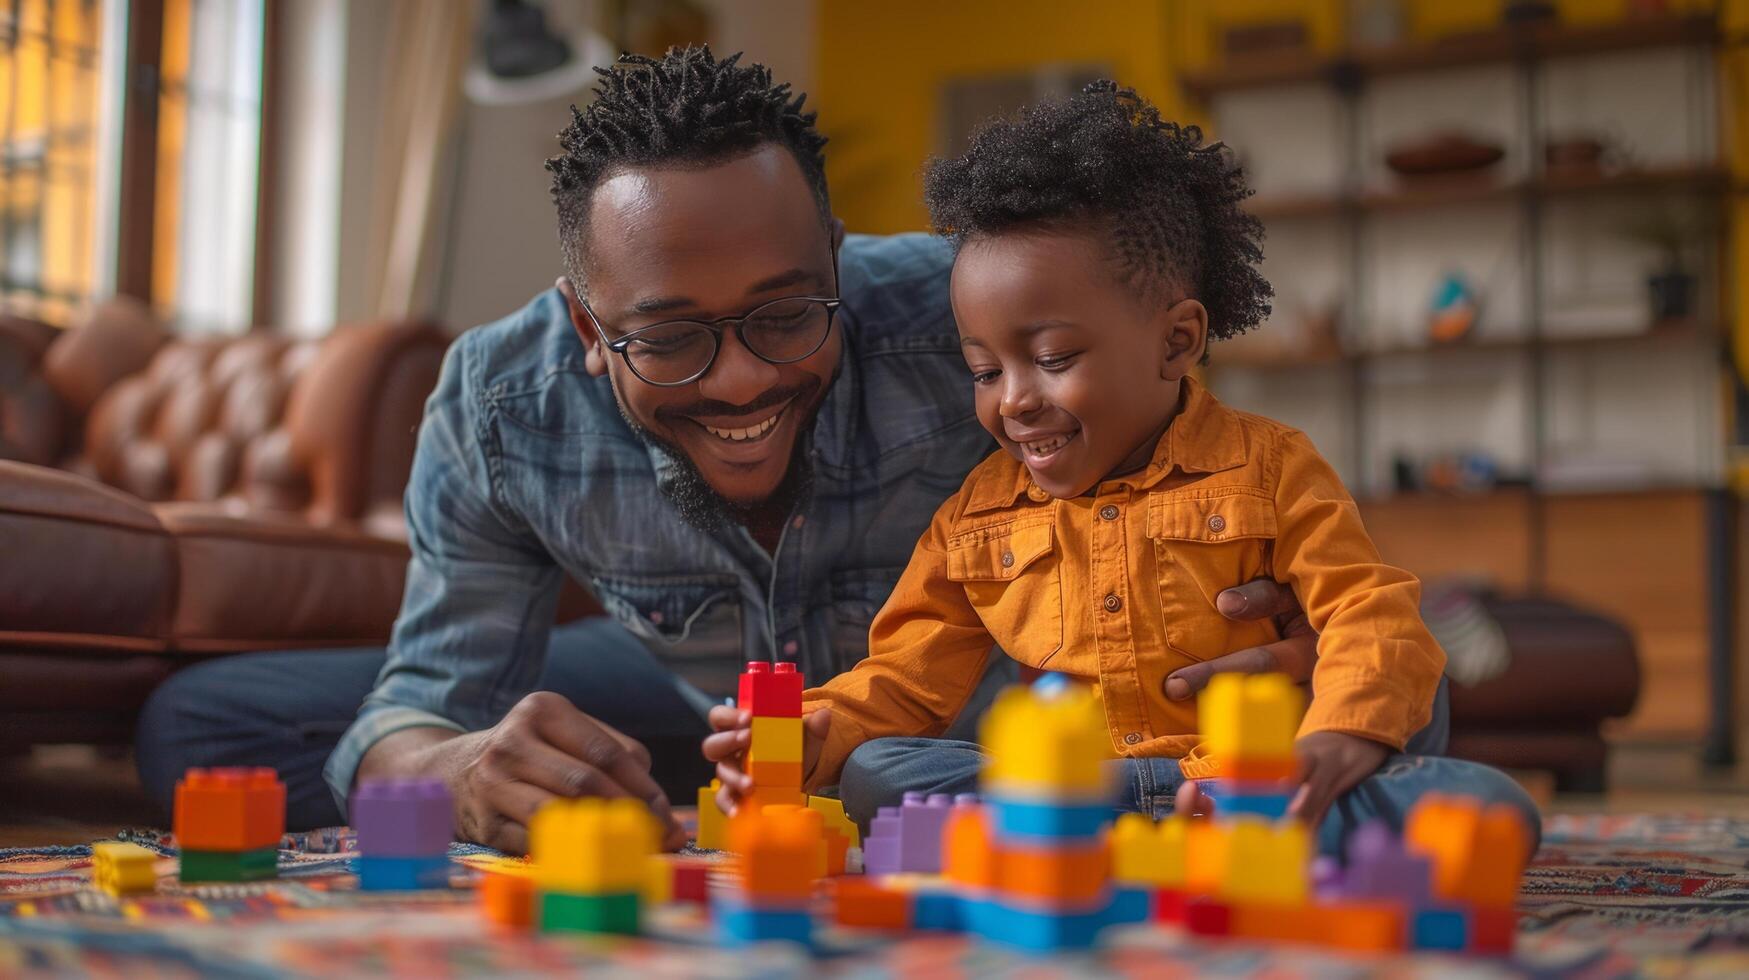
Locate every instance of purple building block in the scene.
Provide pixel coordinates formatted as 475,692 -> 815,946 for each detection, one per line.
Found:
862,791 -> 958,876
351,778 -> 453,858
1340,820 -> 1432,905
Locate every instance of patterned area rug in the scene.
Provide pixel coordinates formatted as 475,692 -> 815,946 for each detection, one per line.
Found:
2,814 -> 1746,978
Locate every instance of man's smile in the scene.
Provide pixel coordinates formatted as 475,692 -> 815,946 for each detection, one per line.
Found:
695,399 -> 790,443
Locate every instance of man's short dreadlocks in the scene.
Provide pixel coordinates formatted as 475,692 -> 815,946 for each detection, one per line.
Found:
547,45 -> 829,285
924,81 -> 1271,344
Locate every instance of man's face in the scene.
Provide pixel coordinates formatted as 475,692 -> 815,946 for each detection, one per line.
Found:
568,145 -> 841,510
952,230 -> 1204,499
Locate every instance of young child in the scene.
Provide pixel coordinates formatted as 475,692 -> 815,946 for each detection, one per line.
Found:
704,82 -> 1538,855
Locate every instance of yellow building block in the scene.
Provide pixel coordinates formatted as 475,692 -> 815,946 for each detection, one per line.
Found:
1219,818 -> 1309,906
1201,673 -> 1303,767
747,716 -> 804,765
530,797 -> 658,893
1405,793 -> 1531,909
808,795 -> 861,849
642,855 -> 672,906
91,842 -> 159,896
979,684 -> 1113,795
696,780 -> 727,850
1111,813 -> 1186,888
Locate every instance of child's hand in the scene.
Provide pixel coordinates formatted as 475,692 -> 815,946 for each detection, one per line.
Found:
700,705 -> 832,815
1286,731 -> 1390,828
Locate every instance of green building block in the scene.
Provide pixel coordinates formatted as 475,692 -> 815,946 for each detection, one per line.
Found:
179,847 -> 279,882
539,891 -> 640,934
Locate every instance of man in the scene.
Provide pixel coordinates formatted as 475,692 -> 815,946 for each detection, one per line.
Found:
136,48 -> 1317,853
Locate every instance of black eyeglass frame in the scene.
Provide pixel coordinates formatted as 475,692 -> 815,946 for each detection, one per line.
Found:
580,262 -> 843,388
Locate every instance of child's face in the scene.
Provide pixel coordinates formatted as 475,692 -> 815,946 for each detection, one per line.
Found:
952,230 -> 1207,499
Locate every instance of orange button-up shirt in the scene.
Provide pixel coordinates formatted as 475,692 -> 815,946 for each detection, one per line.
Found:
801,377 -> 1445,790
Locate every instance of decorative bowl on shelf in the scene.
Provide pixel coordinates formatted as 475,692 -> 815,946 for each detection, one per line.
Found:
1384,133 -> 1505,177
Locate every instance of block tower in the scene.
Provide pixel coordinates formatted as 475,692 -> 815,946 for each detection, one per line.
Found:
351,778 -> 454,890
174,767 -> 285,883
714,804 -> 822,946
739,661 -> 806,812
949,679 -> 1138,953
530,796 -> 660,934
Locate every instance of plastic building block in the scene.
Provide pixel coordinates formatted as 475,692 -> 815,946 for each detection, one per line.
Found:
961,895 -> 1112,954
738,662 -> 803,718
356,854 -> 451,891
642,855 -> 672,905
1183,897 -> 1232,936
1470,906 -> 1516,955
1200,673 -> 1301,769
1108,886 -> 1152,925
91,842 -> 158,896
696,780 -> 727,850
987,796 -> 1112,842
351,778 -> 453,858
980,685 -> 1111,796
529,797 -> 659,894
1324,901 -> 1405,952
714,896 -> 813,946
758,804 -> 828,879
745,786 -> 807,811
1341,821 -> 1432,906
1412,906 -> 1470,951
479,871 -> 535,930
1200,779 -> 1291,820
1231,902 -> 1330,944
1223,756 -> 1298,782
912,886 -> 963,931
173,768 -> 286,852
1183,820 -> 1230,895
728,807 -> 819,902
1154,888 -> 1187,923
1112,813 -> 1186,887
943,802 -> 996,889
747,716 -> 804,765
862,792 -> 956,876
997,838 -> 1109,904
1405,794 -> 1531,910
807,795 -> 860,848
669,857 -> 711,904
832,878 -> 912,930
746,758 -> 803,790
541,891 -> 639,935
1220,817 -> 1309,905
180,847 -> 278,883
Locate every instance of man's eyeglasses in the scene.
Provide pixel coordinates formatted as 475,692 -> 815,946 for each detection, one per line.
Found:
583,294 -> 843,388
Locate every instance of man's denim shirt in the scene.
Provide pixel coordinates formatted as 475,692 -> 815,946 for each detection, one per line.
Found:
324,234 -> 995,809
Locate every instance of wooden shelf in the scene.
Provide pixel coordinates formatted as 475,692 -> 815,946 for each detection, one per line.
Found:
1182,12 -> 1717,100
1211,319 -> 1710,371
1244,164 -> 1731,220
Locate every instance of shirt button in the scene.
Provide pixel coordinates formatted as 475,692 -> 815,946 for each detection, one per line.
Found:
1103,594 -> 1122,613
782,640 -> 798,656
1000,551 -> 1015,568
1123,732 -> 1143,745
1208,514 -> 1227,534
1027,485 -> 1049,502
1099,505 -> 1119,521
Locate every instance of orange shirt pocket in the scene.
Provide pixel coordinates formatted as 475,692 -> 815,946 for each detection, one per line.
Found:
946,519 -> 1064,669
1146,492 -> 1281,663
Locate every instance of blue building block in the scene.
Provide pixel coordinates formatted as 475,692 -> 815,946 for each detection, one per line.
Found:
713,897 -> 813,947
1412,907 -> 1470,951
912,888 -> 963,931
1200,780 -> 1291,820
961,896 -> 1113,954
354,854 -> 451,891
987,797 -> 1112,842
1107,887 -> 1152,925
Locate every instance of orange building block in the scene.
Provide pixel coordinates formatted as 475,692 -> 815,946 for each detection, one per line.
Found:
1325,901 -> 1404,952
479,871 -> 535,930
833,878 -> 912,930
744,786 -> 807,812
747,758 -> 803,791
1405,794 -> 1531,909
997,839 -> 1110,904
823,825 -> 850,876
1230,902 -> 1330,945
1183,820 -> 1230,896
729,808 -> 821,902
1222,757 -> 1299,782
943,804 -> 996,890
173,768 -> 285,851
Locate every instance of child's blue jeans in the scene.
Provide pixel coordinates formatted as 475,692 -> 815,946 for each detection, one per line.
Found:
834,677 -> 1543,859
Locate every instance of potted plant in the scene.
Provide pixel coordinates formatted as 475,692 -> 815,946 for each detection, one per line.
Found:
1617,196 -> 1716,322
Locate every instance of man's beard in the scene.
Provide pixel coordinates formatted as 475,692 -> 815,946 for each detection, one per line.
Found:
615,402 -> 815,534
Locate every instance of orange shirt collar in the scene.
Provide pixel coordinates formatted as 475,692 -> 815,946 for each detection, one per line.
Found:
964,376 -> 1248,513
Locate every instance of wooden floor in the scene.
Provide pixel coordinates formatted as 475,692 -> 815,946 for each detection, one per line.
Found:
2,741 -> 1746,849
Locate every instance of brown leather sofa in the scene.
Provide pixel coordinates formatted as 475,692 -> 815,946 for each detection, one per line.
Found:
1,302 -> 448,747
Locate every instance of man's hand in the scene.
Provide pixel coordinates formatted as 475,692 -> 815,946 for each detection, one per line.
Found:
1287,731 -> 1390,829
360,692 -> 685,854
1163,578 -> 1317,701
702,706 -> 832,816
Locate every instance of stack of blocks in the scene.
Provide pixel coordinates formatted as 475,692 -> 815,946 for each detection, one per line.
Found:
530,797 -> 660,934
715,804 -> 822,945
351,778 -> 454,891
739,662 -> 806,812
91,842 -> 159,896
174,767 -> 284,883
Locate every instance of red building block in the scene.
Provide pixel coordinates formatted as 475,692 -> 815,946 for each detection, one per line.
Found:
1471,906 -> 1516,955
174,768 -> 285,851
1155,888 -> 1187,924
670,857 -> 711,904
738,662 -> 803,718
1184,897 -> 1232,937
